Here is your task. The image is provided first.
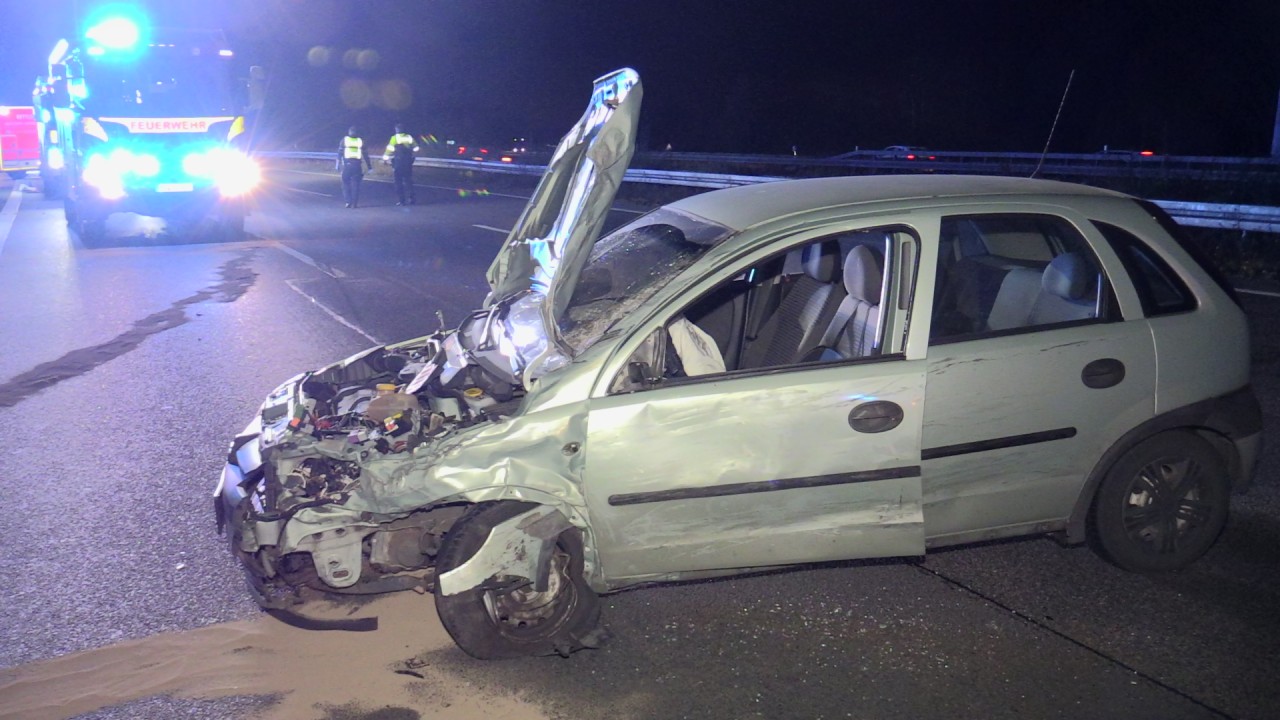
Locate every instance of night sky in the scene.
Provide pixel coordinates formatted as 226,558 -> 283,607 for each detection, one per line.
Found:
4,0 -> 1279,156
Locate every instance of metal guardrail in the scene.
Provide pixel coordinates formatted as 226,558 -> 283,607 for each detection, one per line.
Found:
1152,201 -> 1280,233
264,151 -> 1280,234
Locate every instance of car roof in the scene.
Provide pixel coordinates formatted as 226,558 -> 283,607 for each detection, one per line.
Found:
665,175 -> 1133,233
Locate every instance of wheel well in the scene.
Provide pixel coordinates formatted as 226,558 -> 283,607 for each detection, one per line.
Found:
1067,425 -> 1239,546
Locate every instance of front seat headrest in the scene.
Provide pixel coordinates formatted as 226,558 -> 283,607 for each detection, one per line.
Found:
1042,252 -> 1092,301
801,241 -> 840,282
843,245 -> 883,303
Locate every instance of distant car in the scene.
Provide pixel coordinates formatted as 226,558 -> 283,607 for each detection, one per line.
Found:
217,68 -> 1261,660
452,144 -> 516,163
1099,146 -> 1156,158
879,145 -> 936,160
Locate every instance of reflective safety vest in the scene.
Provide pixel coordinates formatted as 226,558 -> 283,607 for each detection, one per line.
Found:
342,136 -> 364,160
385,132 -> 418,160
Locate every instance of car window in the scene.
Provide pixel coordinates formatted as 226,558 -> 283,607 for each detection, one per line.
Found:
931,213 -> 1111,343
610,227 -> 913,393
560,207 -> 733,354
1135,198 -> 1240,307
1092,220 -> 1196,317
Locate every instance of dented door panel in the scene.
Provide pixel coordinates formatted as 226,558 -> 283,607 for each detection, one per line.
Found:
921,324 -> 1156,543
584,359 -> 926,581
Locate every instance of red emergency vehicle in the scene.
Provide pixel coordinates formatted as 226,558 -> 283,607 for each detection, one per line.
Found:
0,106 -> 40,178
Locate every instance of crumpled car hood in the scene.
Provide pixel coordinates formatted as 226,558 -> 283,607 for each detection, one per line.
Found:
485,68 -> 642,363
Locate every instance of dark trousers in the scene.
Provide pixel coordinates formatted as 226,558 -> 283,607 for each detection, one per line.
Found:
393,164 -> 415,203
341,161 -> 365,206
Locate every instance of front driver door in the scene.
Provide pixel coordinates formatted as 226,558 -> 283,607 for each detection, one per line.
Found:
582,226 -> 927,581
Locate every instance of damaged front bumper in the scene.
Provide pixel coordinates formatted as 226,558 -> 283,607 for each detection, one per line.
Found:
211,330 -> 588,614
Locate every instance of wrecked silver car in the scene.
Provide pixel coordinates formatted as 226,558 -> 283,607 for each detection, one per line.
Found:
217,68 -> 1261,659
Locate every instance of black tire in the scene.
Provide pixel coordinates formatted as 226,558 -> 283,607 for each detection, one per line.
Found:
65,196 -> 106,245
434,502 -> 600,660
1091,430 -> 1229,572
76,215 -> 107,245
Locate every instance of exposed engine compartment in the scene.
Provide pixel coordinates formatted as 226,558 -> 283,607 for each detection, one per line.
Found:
221,301 -> 546,606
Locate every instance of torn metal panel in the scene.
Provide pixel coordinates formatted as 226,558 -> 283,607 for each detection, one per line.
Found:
436,505 -> 574,596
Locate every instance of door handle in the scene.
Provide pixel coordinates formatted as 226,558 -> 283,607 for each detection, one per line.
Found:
1082,358 -> 1125,389
848,401 -> 904,433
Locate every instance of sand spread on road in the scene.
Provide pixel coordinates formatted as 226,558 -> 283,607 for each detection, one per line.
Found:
0,592 -> 548,720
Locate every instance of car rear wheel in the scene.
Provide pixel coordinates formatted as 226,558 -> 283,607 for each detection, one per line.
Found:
434,502 -> 601,659
1091,431 -> 1229,572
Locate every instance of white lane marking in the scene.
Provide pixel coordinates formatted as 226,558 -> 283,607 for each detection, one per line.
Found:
273,242 -> 347,278
1236,287 -> 1280,299
286,186 -> 333,197
0,185 -> 23,259
274,167 -> 645,212
474,224 -> 509,234
285,278 -> 381,344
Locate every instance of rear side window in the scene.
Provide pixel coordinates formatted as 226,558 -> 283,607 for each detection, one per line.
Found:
931,213 -> 1112,343
1135,199 -> 1239,307
1092,220 -> 1196,316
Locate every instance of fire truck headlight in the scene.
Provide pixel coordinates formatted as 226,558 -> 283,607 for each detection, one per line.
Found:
83,152 -> 126,200
47,148 -> 65,170
183,149 -> 260,196
212,150 -> 260,196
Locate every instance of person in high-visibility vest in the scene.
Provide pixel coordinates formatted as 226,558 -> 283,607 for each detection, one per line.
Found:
337,126 -> 373,208
383,123 -> 420,205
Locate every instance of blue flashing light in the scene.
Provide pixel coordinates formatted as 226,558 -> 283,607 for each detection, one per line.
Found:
80,6 -> 150,62
84,16 -> 139,49
85,17 -> 141,50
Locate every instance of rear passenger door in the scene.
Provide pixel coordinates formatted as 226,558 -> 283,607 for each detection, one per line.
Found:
921,210 -> 1156,545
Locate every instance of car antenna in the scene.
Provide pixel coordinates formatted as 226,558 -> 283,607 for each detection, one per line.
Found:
1031,69 -> 1075,179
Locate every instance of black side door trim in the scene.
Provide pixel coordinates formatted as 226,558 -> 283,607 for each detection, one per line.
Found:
922,427 -> 1077,461
607,465 -> 922,507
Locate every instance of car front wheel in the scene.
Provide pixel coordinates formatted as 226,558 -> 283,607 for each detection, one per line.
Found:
1091,430 -> 1229,572
434,502 -> 601,659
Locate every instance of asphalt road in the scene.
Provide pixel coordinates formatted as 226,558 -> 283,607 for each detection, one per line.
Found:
0,167 -> 1276,720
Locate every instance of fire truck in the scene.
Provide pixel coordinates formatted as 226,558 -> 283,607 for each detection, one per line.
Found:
0,106 -> 41,179
33,11 -> 264,243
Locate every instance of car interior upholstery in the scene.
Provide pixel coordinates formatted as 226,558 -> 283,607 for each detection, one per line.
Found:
986,252 -> 1098,330
677,234 -> 893,375
809,243 -> 885,361
737,241 -> 845,369
931,215 -> 1104,340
